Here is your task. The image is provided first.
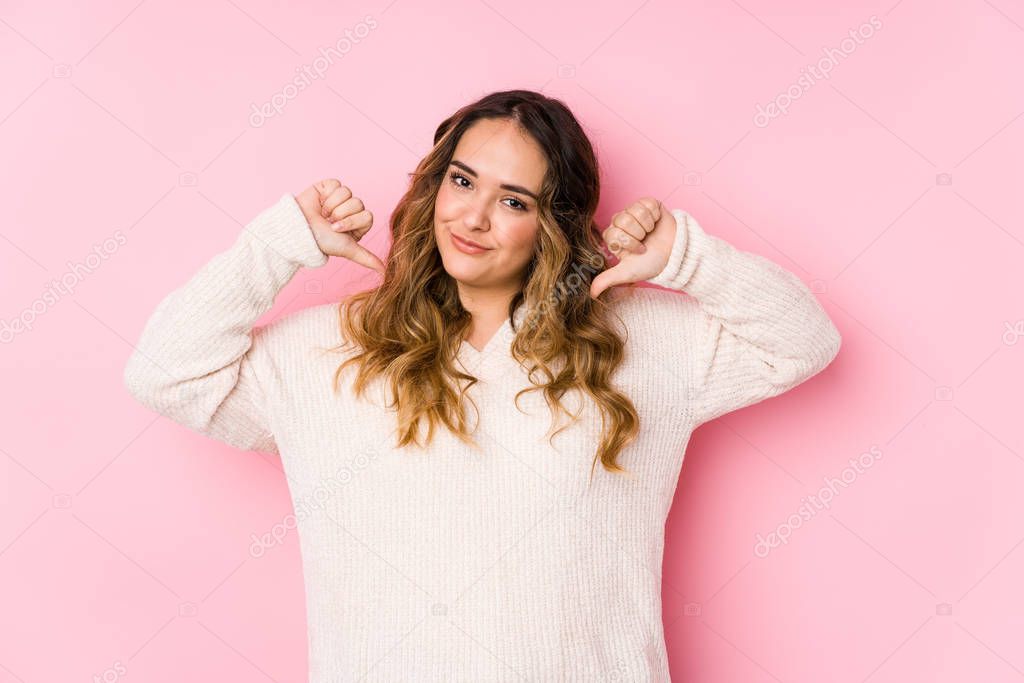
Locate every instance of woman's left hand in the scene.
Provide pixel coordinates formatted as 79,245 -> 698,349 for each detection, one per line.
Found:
590,197 -> 677,298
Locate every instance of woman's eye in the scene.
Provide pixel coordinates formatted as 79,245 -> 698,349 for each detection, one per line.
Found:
449,171 -> 528,211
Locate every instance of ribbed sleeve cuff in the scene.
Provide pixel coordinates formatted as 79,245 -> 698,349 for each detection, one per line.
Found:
644,207 -> 807,309
242,193 -> 329,269
645,209 -> 696,291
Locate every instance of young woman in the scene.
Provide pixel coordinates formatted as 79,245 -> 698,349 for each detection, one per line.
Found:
124,89 -> 841,682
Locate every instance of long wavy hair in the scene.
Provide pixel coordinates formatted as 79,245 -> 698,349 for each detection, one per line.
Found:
329,89 -> 640,480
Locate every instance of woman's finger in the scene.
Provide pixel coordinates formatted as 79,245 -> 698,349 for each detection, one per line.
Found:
316,179 -> 342,216
329,196 -> 365,222
609,213 -> 647,241
626,203 -> 657,233
634,198 -> 661,225
331,209 -> 373,234
603,226 -> 646,255
316,178 -> 341,198
339,241 -> 386,274
321,185 -> 353,218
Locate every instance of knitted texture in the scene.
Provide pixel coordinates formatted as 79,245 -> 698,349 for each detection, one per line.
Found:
124,193 -> 841,681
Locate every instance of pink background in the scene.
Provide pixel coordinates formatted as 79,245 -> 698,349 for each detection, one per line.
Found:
2,0 -> 1023,681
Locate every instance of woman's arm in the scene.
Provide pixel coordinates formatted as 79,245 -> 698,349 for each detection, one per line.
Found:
122,193 -> 328,455
645,208 -> 841,426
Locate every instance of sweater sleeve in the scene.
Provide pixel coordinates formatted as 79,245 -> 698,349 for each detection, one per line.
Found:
645,208 -> 841,427
122,193 -> 329,455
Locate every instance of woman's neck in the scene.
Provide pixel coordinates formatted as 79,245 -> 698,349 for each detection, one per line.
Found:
456,283 -> 519,350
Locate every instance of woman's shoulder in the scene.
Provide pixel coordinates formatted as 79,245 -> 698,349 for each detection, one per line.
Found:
255,301 -> 347,356
599,284 -> 705,369
605,284 -> 698,332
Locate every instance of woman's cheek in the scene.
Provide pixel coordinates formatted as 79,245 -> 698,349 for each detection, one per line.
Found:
514,221 -> 540,252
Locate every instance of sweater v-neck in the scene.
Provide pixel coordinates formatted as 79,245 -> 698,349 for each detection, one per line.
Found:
456,305 -> 527,369
460,317 -> 512,356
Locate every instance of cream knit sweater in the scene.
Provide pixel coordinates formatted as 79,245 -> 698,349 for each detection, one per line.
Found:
123,193 -> 841,681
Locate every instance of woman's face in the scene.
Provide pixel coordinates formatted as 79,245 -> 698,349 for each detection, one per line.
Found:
434,118 -> 547,292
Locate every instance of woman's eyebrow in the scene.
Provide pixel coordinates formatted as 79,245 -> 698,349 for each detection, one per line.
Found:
450,159 -> 539,201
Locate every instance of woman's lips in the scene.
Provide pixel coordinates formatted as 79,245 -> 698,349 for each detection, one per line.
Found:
450,232 -> 491,255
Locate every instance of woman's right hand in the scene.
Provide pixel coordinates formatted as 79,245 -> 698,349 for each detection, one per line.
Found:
294,179 -> 385,274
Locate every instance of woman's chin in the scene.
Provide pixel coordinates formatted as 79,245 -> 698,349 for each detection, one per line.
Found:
443,266 -> 484,285
441,254 -> 486,277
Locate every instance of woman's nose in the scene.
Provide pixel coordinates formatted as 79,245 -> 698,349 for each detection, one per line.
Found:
461,199 -> 490,230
